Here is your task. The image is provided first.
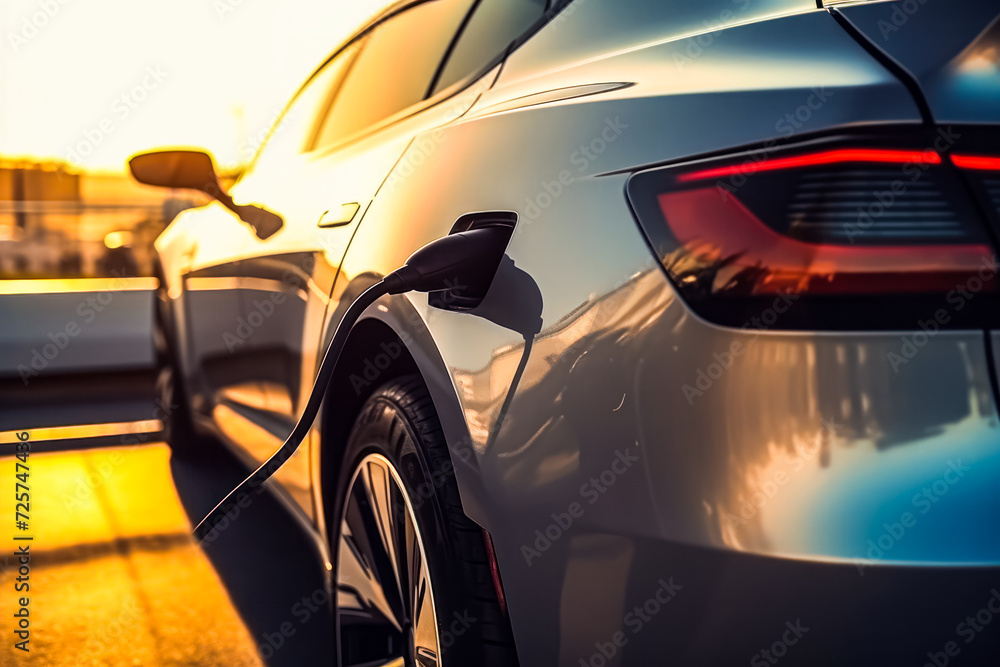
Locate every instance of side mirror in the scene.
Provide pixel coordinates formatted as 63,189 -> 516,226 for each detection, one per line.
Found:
128,149 -> 282,239
129,150 -> 219,192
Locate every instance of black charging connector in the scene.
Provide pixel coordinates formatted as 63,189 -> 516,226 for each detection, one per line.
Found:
384,226 -> 510,299
193,225 -> 512,542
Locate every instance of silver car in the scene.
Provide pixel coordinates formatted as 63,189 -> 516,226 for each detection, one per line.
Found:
135,0 -> 1000,664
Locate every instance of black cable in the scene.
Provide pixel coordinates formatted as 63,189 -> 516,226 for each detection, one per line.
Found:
487,336 -> 533,448
193,280 -> 388,542
192,225 -> 513,543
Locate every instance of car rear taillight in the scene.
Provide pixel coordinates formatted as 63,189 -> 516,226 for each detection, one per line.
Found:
952,154 -> 1000,234
627,140 -> 1000,329
952,155 -> 1000,171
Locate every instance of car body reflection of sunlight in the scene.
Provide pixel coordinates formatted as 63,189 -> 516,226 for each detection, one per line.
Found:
0,443 -> 263,666
0,420 -> 162,445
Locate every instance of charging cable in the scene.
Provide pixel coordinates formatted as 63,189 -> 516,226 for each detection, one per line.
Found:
193,225 -> 510,541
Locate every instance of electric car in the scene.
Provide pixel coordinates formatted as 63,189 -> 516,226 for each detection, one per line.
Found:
135,0 -> 1000,664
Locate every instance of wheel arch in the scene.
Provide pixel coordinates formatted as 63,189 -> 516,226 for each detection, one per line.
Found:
315,293 -> 490,544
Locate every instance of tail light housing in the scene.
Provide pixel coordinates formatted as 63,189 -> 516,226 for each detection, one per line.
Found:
627,135 -> 1000,330
953,153 -> 1000,237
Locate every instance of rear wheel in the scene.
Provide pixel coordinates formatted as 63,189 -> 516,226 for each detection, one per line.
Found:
152,274 -> 203,457
332,376 -> 518,667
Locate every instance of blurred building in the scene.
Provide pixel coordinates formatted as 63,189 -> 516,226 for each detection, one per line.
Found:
0,158 -> 197,279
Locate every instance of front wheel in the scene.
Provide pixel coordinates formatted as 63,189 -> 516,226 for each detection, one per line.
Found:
331,376 -> 518,667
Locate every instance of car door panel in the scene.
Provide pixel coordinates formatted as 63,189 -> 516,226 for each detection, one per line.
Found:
175,202 -> 260,421
214,0 -> 500,517
222,105 -> 477,515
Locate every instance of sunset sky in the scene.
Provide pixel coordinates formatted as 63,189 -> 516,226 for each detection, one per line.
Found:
1,0 -> 389,172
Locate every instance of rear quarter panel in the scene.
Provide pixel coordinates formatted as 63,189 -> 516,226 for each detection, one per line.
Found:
324,4 -> 1000,665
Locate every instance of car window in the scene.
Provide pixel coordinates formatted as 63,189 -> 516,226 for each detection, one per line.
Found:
432,0 -> 548,95
249,41 -> 361,175
313,0 -> 475,150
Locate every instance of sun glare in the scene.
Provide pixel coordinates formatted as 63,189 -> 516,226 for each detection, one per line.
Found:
1,0 -> 389,172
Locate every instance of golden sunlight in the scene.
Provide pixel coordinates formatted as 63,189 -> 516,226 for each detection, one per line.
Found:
0,444 -> 263,665
1,0 -> 389,172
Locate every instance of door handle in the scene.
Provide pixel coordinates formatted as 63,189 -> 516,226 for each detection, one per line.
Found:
317,202 -> 360,228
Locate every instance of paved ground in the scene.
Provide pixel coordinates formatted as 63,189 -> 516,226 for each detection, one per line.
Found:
0,435 -> 334,666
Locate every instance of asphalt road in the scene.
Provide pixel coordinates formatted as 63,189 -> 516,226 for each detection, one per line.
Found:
0,422 -> 334,666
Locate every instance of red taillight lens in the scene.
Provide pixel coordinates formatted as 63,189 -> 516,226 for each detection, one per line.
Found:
628,142 -> 1000,329
677,148 -> 942,183
952,154 -> 1000,171
952,154 -> 1000,232
657,187 -> 990,296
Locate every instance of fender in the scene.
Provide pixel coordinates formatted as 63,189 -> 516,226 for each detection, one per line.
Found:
319,290 -> 492,532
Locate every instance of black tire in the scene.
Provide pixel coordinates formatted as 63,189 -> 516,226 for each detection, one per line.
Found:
330,375 -> 519,667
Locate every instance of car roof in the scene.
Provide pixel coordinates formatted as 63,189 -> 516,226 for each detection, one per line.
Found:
346,0 -> 436,46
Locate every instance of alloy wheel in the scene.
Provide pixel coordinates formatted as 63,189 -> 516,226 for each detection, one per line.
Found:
337,453 -> 441,667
